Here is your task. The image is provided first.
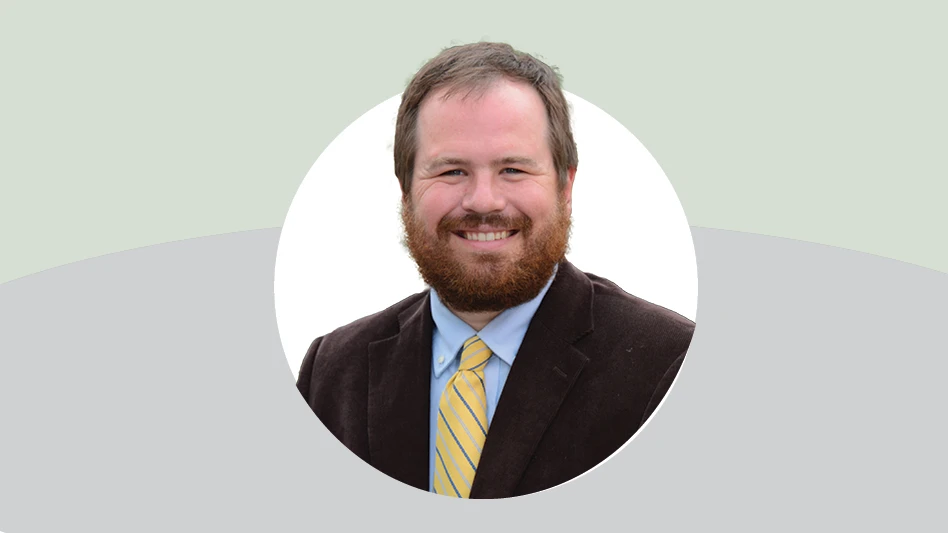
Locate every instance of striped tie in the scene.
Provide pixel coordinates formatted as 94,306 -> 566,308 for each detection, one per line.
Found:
433,335 -> 492,498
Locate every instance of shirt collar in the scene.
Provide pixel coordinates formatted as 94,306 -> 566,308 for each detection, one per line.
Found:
430,264 -> 559,378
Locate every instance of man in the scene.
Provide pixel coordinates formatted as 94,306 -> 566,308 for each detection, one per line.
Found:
297,42 -> 694,498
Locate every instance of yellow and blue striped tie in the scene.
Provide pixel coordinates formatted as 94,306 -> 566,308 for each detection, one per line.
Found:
433,335 -> 492,498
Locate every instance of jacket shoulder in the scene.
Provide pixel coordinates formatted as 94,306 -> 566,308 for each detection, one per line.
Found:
321,290 -> 428,353
585,271 -> 695,346
297,290 -> 428,396
579,270 -> 695,426
295,290 -> 428,460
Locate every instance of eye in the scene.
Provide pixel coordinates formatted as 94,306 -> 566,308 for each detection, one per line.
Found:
440,169 -> 464,177
501,168 -> 524,175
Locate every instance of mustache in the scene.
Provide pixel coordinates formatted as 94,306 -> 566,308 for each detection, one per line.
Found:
437,213 -> 533,233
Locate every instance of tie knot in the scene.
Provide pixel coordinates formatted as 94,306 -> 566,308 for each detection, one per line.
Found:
459,335 -> 492,371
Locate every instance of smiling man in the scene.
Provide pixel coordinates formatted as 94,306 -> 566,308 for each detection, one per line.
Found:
297,42 -> 695,498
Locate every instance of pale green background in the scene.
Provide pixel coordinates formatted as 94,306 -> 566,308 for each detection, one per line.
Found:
2,0 -> 945,285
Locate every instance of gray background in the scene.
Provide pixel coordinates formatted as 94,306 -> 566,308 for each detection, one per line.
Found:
2,1 -> 946,531
1,229 -> 945,531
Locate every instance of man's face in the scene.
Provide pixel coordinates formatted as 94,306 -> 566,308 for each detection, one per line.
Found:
402,78 -> 575,313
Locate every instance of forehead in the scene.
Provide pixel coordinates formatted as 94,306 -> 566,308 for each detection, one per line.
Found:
415,79 -> 551,163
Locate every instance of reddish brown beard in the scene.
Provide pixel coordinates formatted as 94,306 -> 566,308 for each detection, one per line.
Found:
401,198 -> 571,313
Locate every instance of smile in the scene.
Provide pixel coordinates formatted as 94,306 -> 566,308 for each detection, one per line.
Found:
457,230 -> 519,242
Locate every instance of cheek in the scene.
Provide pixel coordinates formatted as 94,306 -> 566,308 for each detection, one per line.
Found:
511,194 -> 560,223
505,179 -> 560,213
413,185 -> 463,226
410,204 -> 446,235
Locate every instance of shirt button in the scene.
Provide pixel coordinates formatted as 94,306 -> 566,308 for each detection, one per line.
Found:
437,355 -> 445,364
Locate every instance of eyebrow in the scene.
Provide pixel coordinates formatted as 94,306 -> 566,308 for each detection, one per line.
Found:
494,156 -> 540,168
422,156 -> 541,174
423,157 -> 469,174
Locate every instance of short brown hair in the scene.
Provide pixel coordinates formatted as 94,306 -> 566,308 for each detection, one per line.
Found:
394,42 -> 578,196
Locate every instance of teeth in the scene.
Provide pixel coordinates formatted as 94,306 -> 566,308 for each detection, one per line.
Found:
463,231 -> 511,241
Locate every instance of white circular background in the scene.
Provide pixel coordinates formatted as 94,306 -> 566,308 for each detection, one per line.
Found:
275,92 -> 698,376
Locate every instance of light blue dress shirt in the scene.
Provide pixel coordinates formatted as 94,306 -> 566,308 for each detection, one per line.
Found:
428,265 -> 558,492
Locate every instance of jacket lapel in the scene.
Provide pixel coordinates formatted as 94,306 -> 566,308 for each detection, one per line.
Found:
366,293 -> 433,491
469,261 -> 595,498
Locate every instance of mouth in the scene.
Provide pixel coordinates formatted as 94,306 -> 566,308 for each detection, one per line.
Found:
454,229 -> 520,242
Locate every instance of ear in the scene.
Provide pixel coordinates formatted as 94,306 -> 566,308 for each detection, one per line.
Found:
562,166 -> 577,216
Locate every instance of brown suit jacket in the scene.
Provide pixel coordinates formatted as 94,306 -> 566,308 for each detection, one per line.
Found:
296,260 -> 694,498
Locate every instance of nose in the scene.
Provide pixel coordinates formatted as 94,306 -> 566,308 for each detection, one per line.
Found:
461,171 -> 506,213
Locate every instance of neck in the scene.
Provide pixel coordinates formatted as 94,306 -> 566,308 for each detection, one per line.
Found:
449,307 -> 502,331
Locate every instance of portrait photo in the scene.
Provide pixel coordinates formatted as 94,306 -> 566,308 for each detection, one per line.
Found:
275,42 -> 698,498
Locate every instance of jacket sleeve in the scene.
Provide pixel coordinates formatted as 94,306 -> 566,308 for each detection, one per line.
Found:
296,336 -> 323,403
641,350 -> 686,425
